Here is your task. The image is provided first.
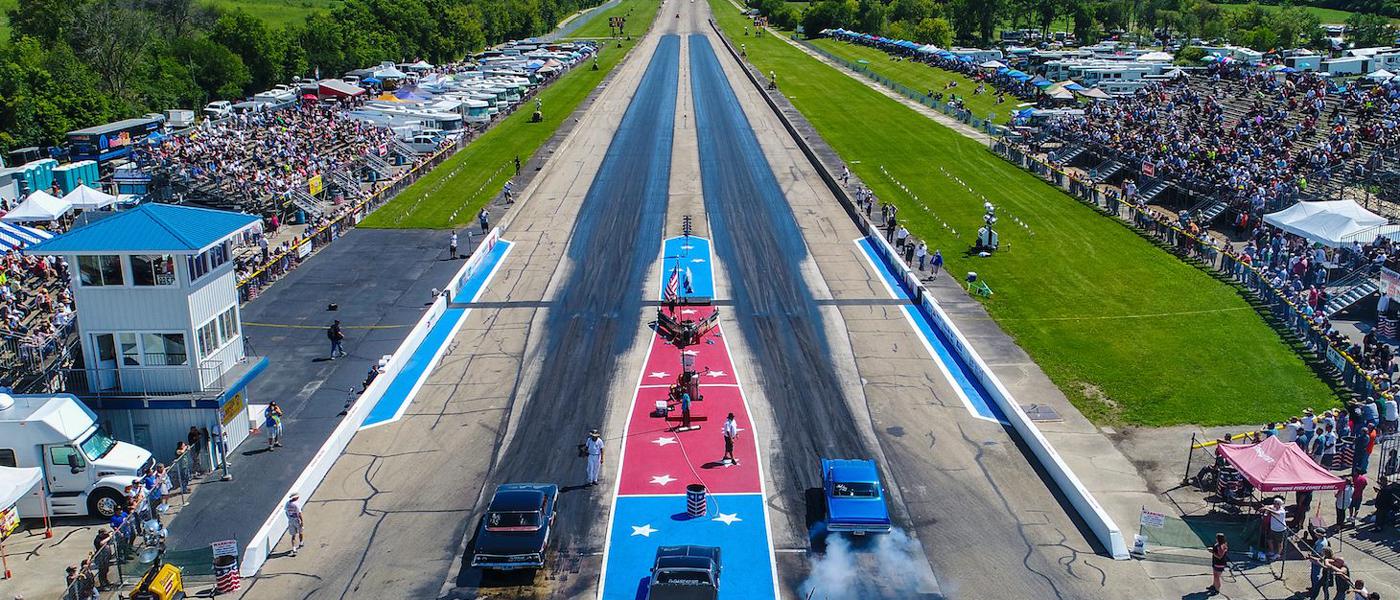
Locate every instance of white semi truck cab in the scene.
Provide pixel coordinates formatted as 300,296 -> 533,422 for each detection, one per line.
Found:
0,393 -> 152,518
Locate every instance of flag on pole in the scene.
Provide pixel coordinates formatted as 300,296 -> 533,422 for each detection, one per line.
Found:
665,265 -> 679,303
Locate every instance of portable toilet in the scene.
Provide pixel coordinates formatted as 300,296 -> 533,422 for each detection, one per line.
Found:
54,160 -> 99,194
22,158 -> 57,194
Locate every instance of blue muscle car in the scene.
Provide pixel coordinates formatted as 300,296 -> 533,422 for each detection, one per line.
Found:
820,458 -> 893,535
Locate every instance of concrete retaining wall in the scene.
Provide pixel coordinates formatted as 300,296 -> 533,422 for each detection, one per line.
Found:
707,19 -> 1130,560
239,226 -> 504,576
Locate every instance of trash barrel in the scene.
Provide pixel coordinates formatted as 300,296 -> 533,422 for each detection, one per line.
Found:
213,554 -> 241,594
686,484 -> 707,518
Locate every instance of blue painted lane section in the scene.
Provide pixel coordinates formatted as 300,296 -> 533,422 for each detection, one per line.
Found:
602,494 -> 775,600
858,238 -> 1008,423
360,240 -> 513,428
659,236 -> 714,300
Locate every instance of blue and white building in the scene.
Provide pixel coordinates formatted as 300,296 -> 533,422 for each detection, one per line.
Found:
29,203 -> 267,462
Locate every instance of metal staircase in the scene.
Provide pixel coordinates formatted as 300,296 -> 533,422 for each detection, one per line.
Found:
363,154 -> 394,178
1136,179 -> 1172,204
1090,160 -> 1124,184
1196,200 -> 1230,224
392,139 -> 421,158
1324,269 -> 1381,317
1051,145 -> 1086,166
289,189 -> 327,219
331,169 -> 366,199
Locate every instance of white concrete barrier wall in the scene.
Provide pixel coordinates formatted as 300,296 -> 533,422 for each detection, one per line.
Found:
861,223 -> 1130,560
239,227 -> 504,576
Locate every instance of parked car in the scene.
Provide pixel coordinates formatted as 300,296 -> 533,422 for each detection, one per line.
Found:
470,483 -> 558,570
820,458 -> 892,535
202,101 -> 233,120
646,545 -> 721,600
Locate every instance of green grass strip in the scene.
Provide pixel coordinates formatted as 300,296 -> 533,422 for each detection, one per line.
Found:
709,0 -> 1337,427
361,0 -> 661,229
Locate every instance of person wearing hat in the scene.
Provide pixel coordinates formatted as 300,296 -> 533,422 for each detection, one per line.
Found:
721,413 -> 739,465
1300,408 -> 1317,449
584,429 -> 605,486
285,493 -> 305,556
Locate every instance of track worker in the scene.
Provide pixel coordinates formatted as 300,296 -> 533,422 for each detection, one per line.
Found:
584,429 -> 605,486
722,413 -> 738,465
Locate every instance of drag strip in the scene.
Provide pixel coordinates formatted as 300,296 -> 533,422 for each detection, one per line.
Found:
473,33 -> 680,557
688,33 -> 869,496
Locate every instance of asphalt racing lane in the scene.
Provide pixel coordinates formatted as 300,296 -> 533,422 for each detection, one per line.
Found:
688,34 -> 869,498
465,33 -> 680,578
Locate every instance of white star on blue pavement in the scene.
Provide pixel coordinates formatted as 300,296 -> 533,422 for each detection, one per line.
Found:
650,474 -> 676,486
631,524 -> 658,537
652,436 -> 677,447
712,512 -> 742,525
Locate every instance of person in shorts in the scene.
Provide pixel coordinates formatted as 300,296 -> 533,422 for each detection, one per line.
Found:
285,493 -> 305,556
1208,532 -> 1228,595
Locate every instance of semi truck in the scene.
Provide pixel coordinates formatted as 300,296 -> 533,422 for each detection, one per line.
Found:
0,393 -> 152,518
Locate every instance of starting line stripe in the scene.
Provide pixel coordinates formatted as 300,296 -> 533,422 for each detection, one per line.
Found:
359,240 -> 514,429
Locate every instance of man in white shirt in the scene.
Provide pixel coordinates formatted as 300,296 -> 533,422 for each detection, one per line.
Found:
1384,397 -> 1398,434
285,493 -> 305,556
584,429 -> 605,486
721,413 -> 739,465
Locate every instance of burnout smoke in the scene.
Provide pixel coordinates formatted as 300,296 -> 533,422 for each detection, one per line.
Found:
801,527 -> 938,599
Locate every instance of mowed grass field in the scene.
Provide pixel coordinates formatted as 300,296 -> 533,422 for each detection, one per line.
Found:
203,0 -> 341,27
807,38 -> 1017,123
1212,1 -> 1399,24
360,0 -> 661,229
711,0 -> 1338,427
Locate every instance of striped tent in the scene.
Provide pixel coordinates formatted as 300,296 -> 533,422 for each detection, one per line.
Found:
0,221 -> 54,251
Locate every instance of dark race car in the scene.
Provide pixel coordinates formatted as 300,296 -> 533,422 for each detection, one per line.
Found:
821,458 -> 893,535
470,483 -> 558,570
646,545 -> 721,600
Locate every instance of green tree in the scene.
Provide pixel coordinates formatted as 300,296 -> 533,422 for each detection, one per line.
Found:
856,0 -> 888,34
211,11 -> 279,94
5,0 -> 89,44
912,16 -> 954,46
802,0 -> 859,35
173,36 -> 251,100
1347,12 -> 1396,48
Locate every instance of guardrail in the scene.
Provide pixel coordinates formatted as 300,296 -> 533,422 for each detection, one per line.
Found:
710,18 -> 1131,560
238,225 -> 503,576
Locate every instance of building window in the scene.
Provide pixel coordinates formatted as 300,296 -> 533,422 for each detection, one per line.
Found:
119,333 -> 140,366
131,254 -> 176,286
197,306 -> 240,359
187,242 -> 232,284
142,333 -> 187,366
0,448 -> 15,468
77,255 -> 124,286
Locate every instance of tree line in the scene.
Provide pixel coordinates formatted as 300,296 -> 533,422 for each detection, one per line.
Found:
0,0 -> 601,153
761,0 -> 1394,52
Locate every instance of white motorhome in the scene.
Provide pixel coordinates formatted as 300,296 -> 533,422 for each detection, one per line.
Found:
0,393 -> 152,518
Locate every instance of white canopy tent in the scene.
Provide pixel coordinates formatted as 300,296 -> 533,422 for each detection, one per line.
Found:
980,60 -> 1007,69
1368,69 -> 1396,81
1137,51 -> 1174,62
2,190 -> 72,223
61,185 -> 117,210
0,466 -> 41,509
1264,200 -> 1400,247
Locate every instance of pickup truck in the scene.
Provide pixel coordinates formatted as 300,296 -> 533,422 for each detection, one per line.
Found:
820,458 -> 893,535
647,545 -> 721,600
470,483 -> 558,570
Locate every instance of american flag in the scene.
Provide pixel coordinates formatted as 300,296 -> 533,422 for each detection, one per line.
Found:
664,266 -> 680,303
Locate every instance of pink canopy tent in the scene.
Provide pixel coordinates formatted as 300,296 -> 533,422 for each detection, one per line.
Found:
1217,437 -> 1345,493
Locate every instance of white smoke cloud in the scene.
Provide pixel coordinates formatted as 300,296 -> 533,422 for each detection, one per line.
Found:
799,526 -> 939,599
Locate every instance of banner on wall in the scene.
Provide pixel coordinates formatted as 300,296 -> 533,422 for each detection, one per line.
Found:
307,175 -> 323,196
1380,267 -> 1400,298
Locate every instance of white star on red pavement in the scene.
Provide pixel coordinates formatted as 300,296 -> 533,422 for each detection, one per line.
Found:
648,371 -> 670,378
652,436 -> 677,447
650,474 -> 676,486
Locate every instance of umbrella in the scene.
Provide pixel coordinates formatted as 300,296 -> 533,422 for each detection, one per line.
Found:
301,93 -> 318,100
980,60 -> 1007,68
362,77 -> 382,85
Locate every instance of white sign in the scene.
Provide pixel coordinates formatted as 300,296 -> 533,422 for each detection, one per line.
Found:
212,539 -> 239,558
1139,509 -> 1167,529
